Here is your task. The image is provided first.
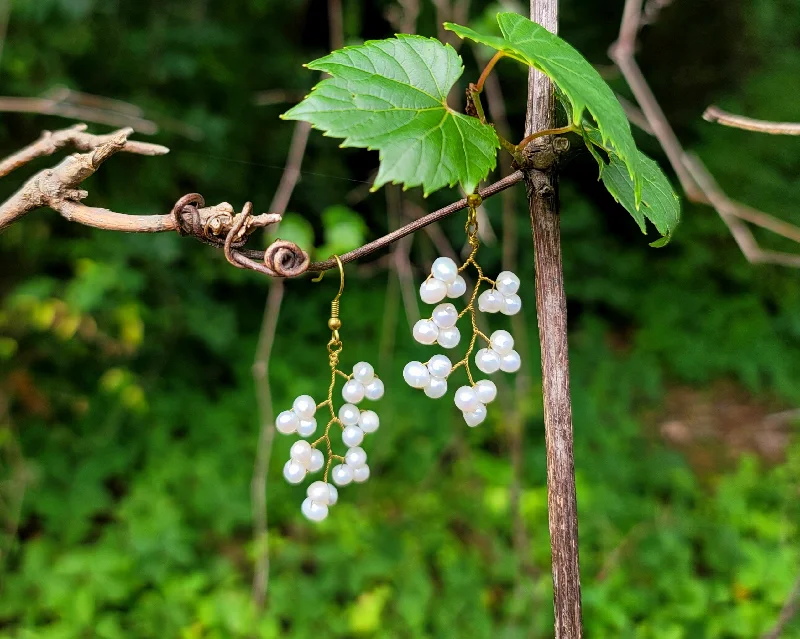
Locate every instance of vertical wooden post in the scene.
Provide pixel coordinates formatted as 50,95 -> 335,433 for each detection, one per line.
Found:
524,0 -> 583,636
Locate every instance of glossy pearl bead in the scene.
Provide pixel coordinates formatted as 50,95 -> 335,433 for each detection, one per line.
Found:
276,410 -> 299,435
496,270 -> 520,296
292,395 -> 316,420
403,361 -> 430,389
301,497 -> 328,522
478,289 -> 503,313
283,460 -> 306,484
413,319 -> 439,345
352,464 -> 370,483
454,385 -> 479,412
437,326 -> 460,349
500,350 -> 521,373
308,448 -> 324,472
432,303 -> 458,329
420,278 -> 447,304
427,354 -> 452,378
490,329 -> 514,355
473,379 -> 497,404
338,403 -> 361,426
290,440 -> 312,466
431,257 -> 459,284
307,480 -> 331,505
342,425 -> 365,448
475,348 -> 501,374
345,446 -> 367,468
297,418 -> 317,438
352,361 -> 375,383
332,463 -> 354,486
342,379 -> 366,403
364,378 -> 384,400
501,294 -> 522,316
358,410 -> 380,433
446,275 -> 467,298
424,376 -> 448,399
463,403 -> 487,427
328,484 -> 339,505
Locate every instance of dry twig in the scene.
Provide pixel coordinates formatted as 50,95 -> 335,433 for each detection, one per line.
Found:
704,106 -> 800,136
609,0 -> 800,267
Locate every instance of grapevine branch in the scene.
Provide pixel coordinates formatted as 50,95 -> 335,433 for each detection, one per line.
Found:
609,0 -> 800,268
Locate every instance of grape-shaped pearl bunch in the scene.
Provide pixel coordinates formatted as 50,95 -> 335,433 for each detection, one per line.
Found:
403,195 -> 522,427
275,257 -> 383,522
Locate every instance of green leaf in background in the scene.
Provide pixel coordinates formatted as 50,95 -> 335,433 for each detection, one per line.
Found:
282,36 -> 500,196
584,125 -> 680,245
317,205 -> 367,258
445,13 -> 642,204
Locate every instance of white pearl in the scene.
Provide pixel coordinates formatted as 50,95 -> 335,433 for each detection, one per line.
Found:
496,270 -> 520,296
358,410 -> 380,433
437,326 -> 461,349
301,497 -> 328,522
490,329 -> 514,355
424,376 -> 448,399
352,464 -> 370,483
431,303 -> 458,329
446,275 -> 467,299
427,354 -> 452,378
413,319 -> 439,345
454,385 -> 479,412
475,347 -> 501,374
283,460 -> 306,484
364,378 -> 384,401
338,403 -> 361,426
477,289 -> 503,313
352,361 -> 375,383
501,294 -> 522,316
292,395 -> 316,420
342,379 -> 366,403
403,361 -> 430,389
276,410 -> 299,435
419,278 -> 447,304
500,350 -> 522,373
297,418 -> 317,438
345,446 -> 367,468
332,463 -> 354,486
290,440 -> 312,467
307,480 -> 331,505
342,425 -> 365,448
328,484 -> 339,505
431,257 -> 459,284
474,379 -> 497,404
308,448 -> 324,472
463,403 -> 487,427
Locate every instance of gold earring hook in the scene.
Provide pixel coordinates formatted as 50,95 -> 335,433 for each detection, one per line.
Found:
313,255 -> 345,335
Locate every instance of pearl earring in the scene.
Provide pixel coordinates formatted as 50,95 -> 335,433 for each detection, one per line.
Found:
276,256 -> 383,522
404,194 -> 522,427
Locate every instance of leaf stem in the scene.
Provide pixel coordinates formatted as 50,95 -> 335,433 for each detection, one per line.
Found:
475,52 -> 505,93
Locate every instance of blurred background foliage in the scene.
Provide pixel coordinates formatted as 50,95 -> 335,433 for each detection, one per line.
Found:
0,0 -> 799,637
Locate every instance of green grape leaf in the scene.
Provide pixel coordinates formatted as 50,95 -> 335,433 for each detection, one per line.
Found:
585,126 -> 680,245
445,13 -> 642,204
282,36 -> 500,196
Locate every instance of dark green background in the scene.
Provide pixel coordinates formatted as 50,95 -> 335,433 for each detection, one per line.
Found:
1,0 -> 799,636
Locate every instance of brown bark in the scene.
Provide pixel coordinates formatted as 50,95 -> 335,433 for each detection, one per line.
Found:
525,0 -> 583,636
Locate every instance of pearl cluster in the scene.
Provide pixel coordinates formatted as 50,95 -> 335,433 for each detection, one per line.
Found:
277,360 -> 383,522
405,255 -> 522,428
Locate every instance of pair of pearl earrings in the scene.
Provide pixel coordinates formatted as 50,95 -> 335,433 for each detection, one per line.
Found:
275,257 -> 383,522
280,196 -> 523,522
